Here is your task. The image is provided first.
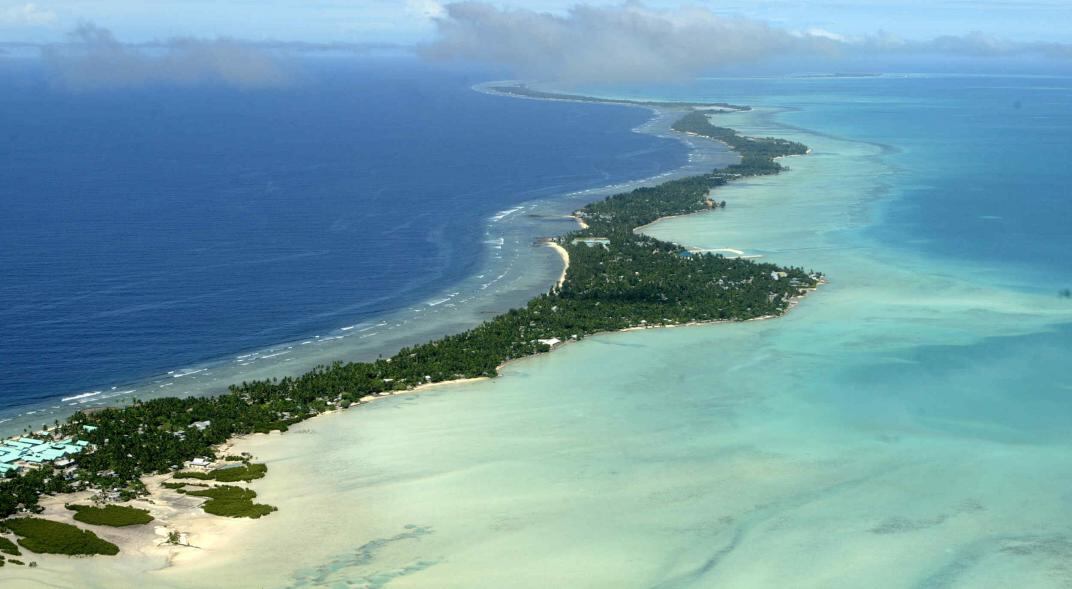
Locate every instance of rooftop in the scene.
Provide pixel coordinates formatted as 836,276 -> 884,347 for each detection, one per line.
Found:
0,436 -> 89,473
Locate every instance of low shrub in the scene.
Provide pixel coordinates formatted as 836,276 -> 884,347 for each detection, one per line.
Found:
175,463 -> 267,483
66,504 -> 153,527
0,536 -> 19,555
185,486 -> 276,519
1,518 -> 118,556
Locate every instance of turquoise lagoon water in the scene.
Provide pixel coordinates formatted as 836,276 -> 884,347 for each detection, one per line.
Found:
31,76 -> 1072,587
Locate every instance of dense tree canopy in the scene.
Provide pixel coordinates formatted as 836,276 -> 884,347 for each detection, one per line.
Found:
0,108 -> 819,522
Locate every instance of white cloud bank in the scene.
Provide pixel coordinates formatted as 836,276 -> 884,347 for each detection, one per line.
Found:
423,2 -> 838,83
42,23 -> 288,91
423,2 -> 1072,83
0,2 -> 56,26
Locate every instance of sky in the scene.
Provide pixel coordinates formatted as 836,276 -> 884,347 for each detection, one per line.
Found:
3,1 -> 1071,88
1,0 -> 1071,45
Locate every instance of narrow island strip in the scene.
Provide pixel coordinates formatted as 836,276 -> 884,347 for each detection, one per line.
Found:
0,95 -> 822,562
489,84 -> 753,112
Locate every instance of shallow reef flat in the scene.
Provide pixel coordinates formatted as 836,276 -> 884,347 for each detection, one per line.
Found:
25,105 -> 1072,588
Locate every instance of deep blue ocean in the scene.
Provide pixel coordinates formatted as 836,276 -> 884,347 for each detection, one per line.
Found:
0,57 -> 687,408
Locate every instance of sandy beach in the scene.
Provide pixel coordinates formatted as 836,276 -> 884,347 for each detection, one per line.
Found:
544,242 -> 570,289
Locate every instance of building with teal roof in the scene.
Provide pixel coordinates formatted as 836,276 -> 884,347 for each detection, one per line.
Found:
0,434 -> 93,473
17,437 -> 46,446
36,448 -> 65,461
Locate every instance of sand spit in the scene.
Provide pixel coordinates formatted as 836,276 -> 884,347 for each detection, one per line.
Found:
544,242 -> 570,290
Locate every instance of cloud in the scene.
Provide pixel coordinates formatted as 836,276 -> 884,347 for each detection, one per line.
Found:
407,0 -> 446,19
422,2 -> 842,83
848,29 -> 1072,61
41,22 -> 288,91
423,2 -> 1072,83
802,28 -> 848,43
0,2 -> 55,26
915,31 -> 1072,59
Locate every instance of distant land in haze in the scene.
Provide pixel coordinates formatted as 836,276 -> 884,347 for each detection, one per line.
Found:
490,84 -> 752,111
792,72 -> 883,78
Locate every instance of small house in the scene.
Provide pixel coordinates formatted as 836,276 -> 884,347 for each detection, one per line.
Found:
571,237 -> 611,248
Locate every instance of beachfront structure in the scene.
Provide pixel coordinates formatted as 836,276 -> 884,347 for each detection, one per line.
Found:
0,436 -> 90,473
190,420 -> 212,431
571,237 -> 611,248
537,338 -> 562,348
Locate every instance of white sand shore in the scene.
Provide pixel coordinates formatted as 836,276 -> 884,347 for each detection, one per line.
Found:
544,242 -> 570,289
701,247 -> 746,256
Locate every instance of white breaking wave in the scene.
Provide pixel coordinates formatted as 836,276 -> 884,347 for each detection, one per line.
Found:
61,391 -> 102,403
490,206 -> 524,222
172,368 -> 206,378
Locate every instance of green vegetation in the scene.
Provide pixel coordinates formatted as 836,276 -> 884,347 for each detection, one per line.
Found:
0,536 -> 20,555
66,504 -> 153,527
0,104 -> 819,540
491,85 -> 751,111
671,111 -> 808,172
2,518 -> 119,556
183,486 -> 276,519
174,462 -> 267,483
0,466 -> 70,518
